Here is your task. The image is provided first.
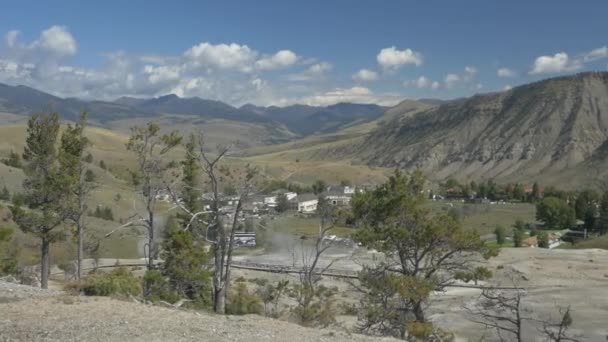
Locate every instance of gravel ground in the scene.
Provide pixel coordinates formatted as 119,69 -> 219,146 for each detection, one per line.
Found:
0,280 -> 61,302
0,282 -> 397,342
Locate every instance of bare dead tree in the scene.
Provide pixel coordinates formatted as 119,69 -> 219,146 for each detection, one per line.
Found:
465,281 -> 581,342
124,122 -> 181,270
291,195 -> 342,326
466,287 -> 527,341
164,131 -> 257,314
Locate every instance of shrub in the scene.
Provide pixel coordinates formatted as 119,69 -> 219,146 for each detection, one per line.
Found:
143,270 -> 180,303
1,150 -> 22,169
0,227 -> 18,275
90,206 -> 114,221
494,225 -> 506,245
226,282 -> 263,315
0,186 -> 10,201
80,267 -> 141,297
291,284 -> 337,327
538,231 -> 549,248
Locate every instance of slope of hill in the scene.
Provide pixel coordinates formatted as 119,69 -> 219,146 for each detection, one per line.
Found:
350,72 -> 608,187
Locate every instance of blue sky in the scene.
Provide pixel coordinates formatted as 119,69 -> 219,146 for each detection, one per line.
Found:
0,0 -> 607,106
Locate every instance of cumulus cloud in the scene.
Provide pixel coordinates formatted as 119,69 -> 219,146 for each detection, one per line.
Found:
377,46 -> 422,70
287,62 -> 332,81
352,69 -> 378,82
255,49 -> 298,70
497,67 -> 515,78
0,26 -> 410,106
529,52 -> 582,75
444,73 -> 461,88
584,46 -> 608,62
503,85 -> 512,91
184,42 -> 258,72
431,81 -> 440,90
272,86 -> 402,107
33,26 -> 78,56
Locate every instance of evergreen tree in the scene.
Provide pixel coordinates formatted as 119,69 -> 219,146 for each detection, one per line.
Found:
178,134 -> 202,230
275,192 -> 290,212
513,228 -> 524,247
58,113 -> 92,279
531,182 -> 541,202
494,225 -> 506,245
597,191 -> 608,235
312,180 -> 326,195
161,215 -> 211,308
0,186 -> 10,201
10,112 -> 68,289
537,231 -> 549,248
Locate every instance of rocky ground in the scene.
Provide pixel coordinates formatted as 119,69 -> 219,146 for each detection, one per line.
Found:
0,280 -> 397,342
2,247 -> 608,341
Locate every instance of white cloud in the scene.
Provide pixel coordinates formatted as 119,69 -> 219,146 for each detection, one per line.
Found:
184,42 -> 258,72
464,66 -> 477,80
444,73 -> 461,88
476,83 -> 483,90
415,76 -> 430,88
32,25 -> 77,57
503,85 -> 512,91
530,52 -> 582,75
403,76 -> 439,89
287,62 -> 332,81
143,64 -> 181,85
255,49 -> 298,70
275,86 -> 402,106
352,69 -> 378,82
0,26 -> 405,106
308,62 -> 332,74
584,46 -> 608,62
377,46 -> 422,70
497,67 -> 515,78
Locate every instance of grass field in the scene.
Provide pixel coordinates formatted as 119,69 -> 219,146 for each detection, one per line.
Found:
425,200 -> 537,235
558,235 -> 608,250
267,214 -> 355,238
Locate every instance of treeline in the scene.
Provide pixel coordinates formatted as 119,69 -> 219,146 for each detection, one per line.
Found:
439,178 -> 542,202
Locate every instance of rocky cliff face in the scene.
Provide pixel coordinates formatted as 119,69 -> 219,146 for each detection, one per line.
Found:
357,72 -> 608,185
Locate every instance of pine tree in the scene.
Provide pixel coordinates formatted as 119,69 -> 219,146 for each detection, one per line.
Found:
160,215 -> 211,307
178,134 -> 202,230
58,112 -> 92,279
10,112 -> 68,288
597,191 -> 608,235
0,186 -> 10,201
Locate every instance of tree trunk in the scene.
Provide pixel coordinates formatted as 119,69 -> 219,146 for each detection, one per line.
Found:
223,198 -> 243,306
40,237 -> 50,289
413,300 -> 425,322
213,241 -> 225,313
147,212 -> 155,270
77,218 -> 83,280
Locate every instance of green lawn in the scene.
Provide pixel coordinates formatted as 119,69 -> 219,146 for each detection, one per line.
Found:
557,235 -> 608,250
268,214 -> 354,238
425,201 -> 536,235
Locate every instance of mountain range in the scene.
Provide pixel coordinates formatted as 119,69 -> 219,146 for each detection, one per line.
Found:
0,83 -> 386,137
344,71 -> 608,186
3,72 -> 608,187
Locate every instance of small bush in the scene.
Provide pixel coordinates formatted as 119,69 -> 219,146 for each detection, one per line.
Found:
143,270 -> 181,303
80,267 -> 141,297
226,282 -> 263,315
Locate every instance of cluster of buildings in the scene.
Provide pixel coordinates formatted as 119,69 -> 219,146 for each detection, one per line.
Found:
249,185 -> 359,214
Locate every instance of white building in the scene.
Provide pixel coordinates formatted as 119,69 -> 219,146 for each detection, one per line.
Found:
297,194 -> 318,213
